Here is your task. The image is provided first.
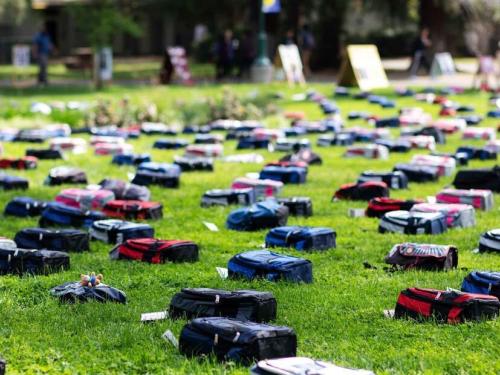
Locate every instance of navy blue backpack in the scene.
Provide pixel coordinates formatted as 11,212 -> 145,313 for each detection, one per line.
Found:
14,228 -> 89,252
112,153 -> 151,166
265,226 -> 336,251
259,166 -> 307,184
4,197 -> 48,217
228,250 -> 313,283
153,138 -> 189,149
226,200 -> 289,231
461,271 -> 500,299
0,174 -> 29,190
132,162 -> 181,188
39,202 -> 106,228
237,137 -> 270,150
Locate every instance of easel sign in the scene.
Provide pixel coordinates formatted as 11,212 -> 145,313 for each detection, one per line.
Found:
337,45 -> 389,91
167,47 -> 193,85
12,44 -> 31,67
277,44 -> 306,86
431,52 -> 455,77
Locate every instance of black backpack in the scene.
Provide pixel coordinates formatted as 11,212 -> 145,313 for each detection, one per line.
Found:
45,167 -> 87,186
379,210 -> 447,235
334,181 -> 389,201
358,171 -> 408,189
479,229 -> 500,252
0,174 -> 29,190
26,149 -> 64,160
393,164 -> 439,182
174,156 -> 214,172
201,188 -> 256,207
179,317 -> 297,364
4,197 -> 48,217
98,179 -> 151,201
277,197 -> 313,217
89,219 -> 154,244
51,281 -> 127,304
169,288 -> 277,322
453,166 -> 500,192
0,248 -> 70,275
14,228 -> 89,252
385,243 -> 458,271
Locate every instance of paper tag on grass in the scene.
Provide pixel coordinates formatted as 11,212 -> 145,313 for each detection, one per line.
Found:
127,172 -> 135,181
426,196 -> 436,203
162,329 -> 179,349
246,172 -> 260,179
383,309 -> 395,319
216,267 -> 228,280
203,221 -> 219,232
348,208 -> 365,217
141,311 -> 168,322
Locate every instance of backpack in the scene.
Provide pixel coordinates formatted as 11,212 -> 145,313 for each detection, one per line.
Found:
259,166 -> 308,184
277,197 -> 313,217
237,137 -> 271,150
435,188 -> 494,210
103,200 -> 162,220
14,228 -> 89,252
112,153 -> 151,166
334,181 -> 389,201
90,219 -> 154,244
453,167 -> 500,192
344,145 -> 389,160
226,200 -> 289,231
461,271 -> 500,298
185,144 -> 223,158
201,188 -> 256,207
0,156 -> 38,170
55,188 -> 115,211
280,149 -> 322,165
98,179 -> 151,201
169,288 -> 277,322
133,163 -> 181,188
194,134 -> 224,144
251,357 -> 375,375
375,117 -> 400,128
410,126 -> 446,144
274,138 -> 310,153
379,210 -> 447,235
0,247 -> 69,275
265,226 -> 335,251
358,171 -> 408,189
317,133 -> 354,147
393,163 -> 439,182
4,197 -> 47,217
479,229 -> 500,252
410,154 -> 456,176
94,142 -> 133,156
232,177 -> 283,199
394,288 -> 500,323
410,202 -> 476,228
375,139 -> 411,152
110,238 -> 199,263
51,281 -> 127,304
456,146 -> 497,161
45,166 -> 87,186
365,198 -> 421,218
153,139 -> 189,149
174,156 -> 214,172
179,317 -> 297,364
26,148 -> 63,160
385,243 -> 458,270
39,202 -> 106,228
0,174 -> 29,190
228,250 -> 312,283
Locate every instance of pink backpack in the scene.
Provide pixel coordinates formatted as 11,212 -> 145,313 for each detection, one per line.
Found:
411,202 -> 476,228
436,189 -> 494,211
231,177 -> 283,199
94,143 -> 133,156
55,188 -> 115,211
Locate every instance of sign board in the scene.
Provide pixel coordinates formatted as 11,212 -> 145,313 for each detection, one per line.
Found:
276,44 -> 306,86
12,44 -> 30,67
430,52 -> 455,77
167,47 -> 193,85
337,45 -> 389,91
95,47 -> 113,81
478,56 -> 495,74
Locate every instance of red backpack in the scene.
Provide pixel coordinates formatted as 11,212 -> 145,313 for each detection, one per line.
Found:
366,197 -> 422,218
0,156 -> 38,170
103,200 -> 163,220
109,238 -> 199,263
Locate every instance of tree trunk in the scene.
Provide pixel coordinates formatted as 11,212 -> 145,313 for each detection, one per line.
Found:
419,0 -> 446,52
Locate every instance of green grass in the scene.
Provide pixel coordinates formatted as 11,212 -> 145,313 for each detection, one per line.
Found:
0,83 -> 499,374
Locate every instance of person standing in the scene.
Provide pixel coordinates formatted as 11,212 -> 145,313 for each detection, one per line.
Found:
409,27 -> 432,78
237,30 -> 256,80
33,25 -> 53,86
298,24 -> 315,77
214,30 -> 235,81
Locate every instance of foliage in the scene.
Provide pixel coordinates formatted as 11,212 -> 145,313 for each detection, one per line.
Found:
0,0 -> 28,24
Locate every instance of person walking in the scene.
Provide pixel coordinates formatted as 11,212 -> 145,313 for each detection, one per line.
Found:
298,24 -> 315,77
409,27 -> 432,78
33,25 -> 53,86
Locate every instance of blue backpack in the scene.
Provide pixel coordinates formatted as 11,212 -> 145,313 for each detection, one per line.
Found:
259,166 -> 307,184
4,197 -> 48,217
461,271 -> 500,299
228,250 -> 313,283
0,174 -> 29,190
265,226 -> 336,251
39,202 -> 106,228
112,153 -> 151,166
14,228 -> 89,252
153,139 -> 189,149
487,109 -> 500,118
375,117 -> 400,128
237,137 -> 270,150
226,200 -> 289,231
133,162 -> 181,188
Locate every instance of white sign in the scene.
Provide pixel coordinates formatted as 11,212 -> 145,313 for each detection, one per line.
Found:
431,52 -> 455,77
277,44 -> 305,86
96,47 -> 113,81
12,44 -> 30,67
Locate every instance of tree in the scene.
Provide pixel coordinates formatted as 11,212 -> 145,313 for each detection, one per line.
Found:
0,0 -> 29,24
70,0 -> 142,88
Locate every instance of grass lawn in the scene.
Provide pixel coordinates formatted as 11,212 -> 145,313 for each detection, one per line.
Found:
0,83 -> 499,374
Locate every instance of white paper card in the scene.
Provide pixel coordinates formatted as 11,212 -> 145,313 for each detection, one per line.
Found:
141,311 -> 168,322
383,309 -> 395,319
216,267 -> 228,280
348,208 -> 366,217
162,329 -> 179,349
246,172 -> 260,179
426,196 -> 437,203
203,221 -> 219,232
